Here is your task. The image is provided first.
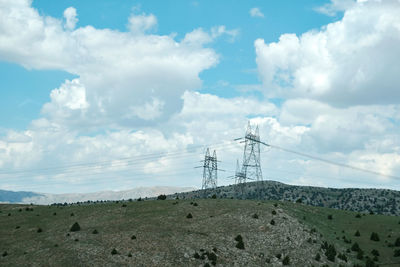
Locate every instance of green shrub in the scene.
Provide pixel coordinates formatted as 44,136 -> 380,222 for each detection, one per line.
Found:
235,240 -> 245,249
282,255 -> 290,265
37,228 -> 43,233
131,235 -> 136,240
234,234 -> 243,242
111,248 -> 118,255
272,210 -> 277,215
351,242 -> 360,252
370,232 -> 380,241
186,213 -> 193,219
371,249 -> 379,256
157,194 -> 166,200
356,249 -> 364,260
211,194 -> 217,199
394,249 -> 400,257
296,198 -> 302,203
270,219 -> 275,225
327,214 -> 333,220
395,237 -> 400,247
92,229 -> 98,234
275,253 -> 281,259
315,253 -> 321,261
70,222 -> 81,232
2,251 -> 7,257
325,244 -> 336,262
355,230 -> 360,236
193,252 -> 200,259
365,258 -> 377,267
207,252 -> 217,262
355,214 -> 361,218
337,253 -> 347,262
252,213 -> 258,219
128,252 -> 132,257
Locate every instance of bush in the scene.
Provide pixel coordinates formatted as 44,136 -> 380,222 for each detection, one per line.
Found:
111,248 -> 118,255
272,210 -> 277,215
131,235 -> 136,240
356,249 -> 364,260
351,242 -> 360,252
252,213 -> 258,219
337,253 -> 347,262
371,249 -> 380,256
235,240 -> 245,249
325,244 -> 336,262
315,253 -> 321,261
193,252 -> 200,259
70,213 -> 74,216
355,214 -> 361,218
395,237 -> 400,247
157,194 -> 167,200
208,252 -> 217,262
273,203 -> 278,207
128,252 -> 132,257
186,213 -> 193,219
275,253 -> 281,259
37,228 -> 43,233
211,194 -> 217,199
394,249 -> 400,257
296,198 -> 302,203
370,232 -> 380,241
327,214 -> 333,220
2,251 -> 7,257
92,229 -> 98,234
282,255 -> 290,265
70,222 -> 81,232
366,258 -> 377,267
355,230 -> 360,236
270,219 -> 275,225
234,234 -> 243,242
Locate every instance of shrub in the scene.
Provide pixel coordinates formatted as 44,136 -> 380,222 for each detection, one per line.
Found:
92,229 -> 98,234
356,249 -> 364,260
282,255 -> 290,265
273,203 -> 278,207
394,249 -> 400,257
252,213 -> 258,219
137,197 -> 142,201
355,230 -> 360,236
355,214 -> 361,218
315,253 -> 321,261
157,194 -> 166,200
325,244 -> 336,262
128,252 -> 132,257
193,252 -> 200,259
111,248 -> 118,255
272,210 -> 277,215
208,252 -> 217,262
236,240 -> 245,249
121,204 -> 127,207
131,235 -> 136,240
370,232 -> 380,241
2,251 -> 7,257
70,222 -> 81,232
186,213 -> 193,219
371,249 -> 380,256
337,253 -> 347,262
70,213 -> 74,216
234,234 -> 243,242
327,214 -> 333,220
211,194 -> 217,199
37,228 -> 43,233
365,257 -> 377,267
270,219 -> 275,225
53,212 -> 57,216
193,202 -> 198,207
275,253 -> 281,259
351,242 -> 360,252
296,198 -> 302,203
204,263 -> 211,267
395,237 -> 400,247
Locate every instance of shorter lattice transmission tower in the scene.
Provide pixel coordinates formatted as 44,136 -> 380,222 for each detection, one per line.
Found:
241,122 -> 263,182
234,159 -> 246,196
198,148 -> 218,190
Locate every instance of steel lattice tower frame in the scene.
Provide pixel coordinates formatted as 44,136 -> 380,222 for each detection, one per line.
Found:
201,148 -> 218,190
241,122 -> 263,182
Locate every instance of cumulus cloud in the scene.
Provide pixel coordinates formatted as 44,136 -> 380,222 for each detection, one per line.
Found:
63,7 -> 78,30
0,0 -> 221,129
249,7 -> 264,18
255,0 -> 400,107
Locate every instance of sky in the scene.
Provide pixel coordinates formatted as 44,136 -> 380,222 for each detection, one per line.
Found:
1,0 -> 400,194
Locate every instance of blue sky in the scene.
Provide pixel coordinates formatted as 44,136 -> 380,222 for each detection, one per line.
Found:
1,0 -> 400,194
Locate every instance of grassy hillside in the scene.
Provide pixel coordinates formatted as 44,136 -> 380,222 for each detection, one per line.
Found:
176,181 -> 400,216
1,199 -> 399,266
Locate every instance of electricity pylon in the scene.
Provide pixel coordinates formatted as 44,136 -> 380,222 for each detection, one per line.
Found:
234,159 -> 246,197
201,148 -> 218,190
241,122 -> 263,182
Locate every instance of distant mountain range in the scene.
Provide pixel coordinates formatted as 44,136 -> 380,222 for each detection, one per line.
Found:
0,186 -> 195,205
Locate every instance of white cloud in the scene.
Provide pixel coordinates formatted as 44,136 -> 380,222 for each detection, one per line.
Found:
127,13 -> 157,33
315,0 -> 356,16
255,0 -> 400,107
249,7 -> 264,18
63,7 -> 78,30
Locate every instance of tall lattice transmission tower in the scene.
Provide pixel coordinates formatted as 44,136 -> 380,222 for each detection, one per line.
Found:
241,122 -> 263,182
201,148 -> 218,190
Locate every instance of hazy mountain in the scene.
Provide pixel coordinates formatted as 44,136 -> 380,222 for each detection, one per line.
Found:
0,186 -> 196,205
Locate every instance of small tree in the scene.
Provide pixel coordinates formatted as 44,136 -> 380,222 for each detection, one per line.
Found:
351,242 -> 360,252
70,222 -> 81,232
315,253 -> 321,261
282,255 -> 290,265
370,232 -> 380,241
157,194 -> 167,200
325,244 -> 336,262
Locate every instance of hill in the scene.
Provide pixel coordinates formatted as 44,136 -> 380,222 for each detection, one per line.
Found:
1,198 -> 399,266
174,180 -> 400,216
